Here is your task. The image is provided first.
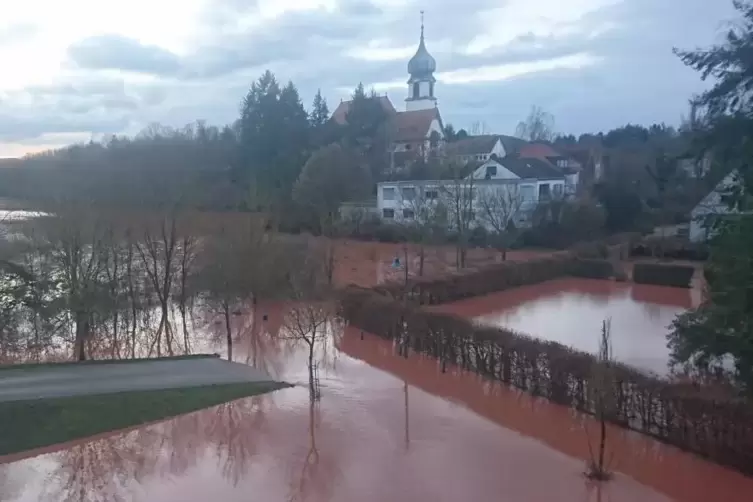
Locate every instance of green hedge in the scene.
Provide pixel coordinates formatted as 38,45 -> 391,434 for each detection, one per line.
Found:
633,263 -> 695,288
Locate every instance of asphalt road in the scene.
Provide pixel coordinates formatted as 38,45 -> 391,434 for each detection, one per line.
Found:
0,357 -> 274,403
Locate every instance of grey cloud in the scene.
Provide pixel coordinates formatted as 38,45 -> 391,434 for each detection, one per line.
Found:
68,35 -> 183,76
1,0 -> 745,149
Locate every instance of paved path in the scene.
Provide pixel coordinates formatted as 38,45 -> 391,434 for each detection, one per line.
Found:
0,357 -> 275,403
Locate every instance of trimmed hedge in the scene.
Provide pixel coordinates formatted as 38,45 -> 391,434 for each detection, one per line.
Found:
374,236 -> 634,305
631,237 -> 710,261
339,287 -> 753,477
633,263 -> 696,288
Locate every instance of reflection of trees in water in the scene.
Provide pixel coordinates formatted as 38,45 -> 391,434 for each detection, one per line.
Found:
43,429 -> 161,502
286,401 -> 341,502
39,394 -> 276,501
0,464 -> 22,502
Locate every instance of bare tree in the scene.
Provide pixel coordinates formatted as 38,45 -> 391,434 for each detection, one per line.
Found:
477,183 -> 525,260
282,303 -> 334,401
439,167 -> 475,269
515,106 -> 556,142
585,319 -> 614,481
469,121 -> 490,136
406,185 -> 447,276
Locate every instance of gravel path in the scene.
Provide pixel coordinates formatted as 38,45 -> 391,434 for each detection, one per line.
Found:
0,357 -> 275,403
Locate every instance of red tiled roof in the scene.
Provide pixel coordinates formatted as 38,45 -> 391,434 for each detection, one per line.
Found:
390,108 -> 443,142
331,96 -> 397,125
518,142 -> 562,159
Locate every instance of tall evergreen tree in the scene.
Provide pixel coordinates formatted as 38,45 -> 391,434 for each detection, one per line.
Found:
310,89 -> 330,128
238,71 -> 311,202
344,84 -> 390,179
669,1 -> 753,391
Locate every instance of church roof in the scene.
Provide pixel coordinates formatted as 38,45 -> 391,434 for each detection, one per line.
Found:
390,108 -> 443,142
331,96 -> 397,125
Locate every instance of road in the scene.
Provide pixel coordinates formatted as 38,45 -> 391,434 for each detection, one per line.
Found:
0,356 -> 275,403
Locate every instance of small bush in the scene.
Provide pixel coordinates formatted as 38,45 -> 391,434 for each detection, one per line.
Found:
633,263 -> 695,288
468,226 -> 489,247
570,259 -> 614,279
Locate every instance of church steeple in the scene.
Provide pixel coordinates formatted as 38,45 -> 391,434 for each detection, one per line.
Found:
406,11 -> 437,111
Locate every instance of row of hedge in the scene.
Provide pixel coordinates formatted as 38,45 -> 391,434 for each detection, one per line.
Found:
374,236 -> 637,305
339,287 -> 753,476
633,263 -> 696,288
630,237 -> 710,261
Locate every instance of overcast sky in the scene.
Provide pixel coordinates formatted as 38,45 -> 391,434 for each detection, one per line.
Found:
0,0 -> 740,157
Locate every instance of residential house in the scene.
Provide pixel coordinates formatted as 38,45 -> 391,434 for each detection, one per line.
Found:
445,135 -> 526,165
689,170 -> 740,242
377,155 -> 566,231
517,142 -> 583,194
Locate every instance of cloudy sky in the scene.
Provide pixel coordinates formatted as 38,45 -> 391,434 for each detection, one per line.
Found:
0,0 -> 740,157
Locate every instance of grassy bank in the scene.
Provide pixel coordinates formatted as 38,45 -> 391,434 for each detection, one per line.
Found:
0,353 -> 219,372
0,381 -> 289,457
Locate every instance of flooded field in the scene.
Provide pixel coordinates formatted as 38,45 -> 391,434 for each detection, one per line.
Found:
432,278 -> 699,375
2,305 -> 752,502
332,239 -> 550,288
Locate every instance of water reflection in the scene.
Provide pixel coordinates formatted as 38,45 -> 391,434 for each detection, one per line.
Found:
5,310 -> 752,502
433,278 -> 696,375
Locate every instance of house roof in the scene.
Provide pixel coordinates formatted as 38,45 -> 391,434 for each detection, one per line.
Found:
446,134 -> 527,156
445,135 -> 500,155
498,156 -> 564,180
331,96 -> 397,125
518,142 -> 561,159
390,108 -> 443,142
497,135 -> 528,155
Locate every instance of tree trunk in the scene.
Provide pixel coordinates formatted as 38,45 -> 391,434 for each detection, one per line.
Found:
308,342 -> 315,400
598,410 -> 606,474
224,301 -> 233,362
419,245 -> 425,276
74,311 -> 88,361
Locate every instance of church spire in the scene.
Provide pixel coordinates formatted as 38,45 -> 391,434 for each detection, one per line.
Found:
406,11 -> 437,111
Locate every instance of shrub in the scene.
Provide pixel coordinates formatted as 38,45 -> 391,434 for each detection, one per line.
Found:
633,263 -> 695,288
339,288 -> 753,477
569,259 -> 614,279
468,226 -> 489,247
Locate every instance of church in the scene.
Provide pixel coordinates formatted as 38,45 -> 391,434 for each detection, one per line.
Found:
331,16 -> 445,171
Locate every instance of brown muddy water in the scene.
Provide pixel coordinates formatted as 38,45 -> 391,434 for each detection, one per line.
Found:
2,303 -> 752,502
433,278 -> 700,376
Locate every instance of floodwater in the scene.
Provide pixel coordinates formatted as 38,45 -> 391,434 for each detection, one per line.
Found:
433,278 -> 699,376
332,240 -> 549,288
2,305 -> 752,502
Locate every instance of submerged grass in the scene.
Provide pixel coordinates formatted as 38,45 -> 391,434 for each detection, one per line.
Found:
0,381 -> 289,457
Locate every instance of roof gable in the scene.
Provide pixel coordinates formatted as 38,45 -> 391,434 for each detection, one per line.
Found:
390,108 -> 443,142
331,96 -> 397,125
498,156 -> 564,180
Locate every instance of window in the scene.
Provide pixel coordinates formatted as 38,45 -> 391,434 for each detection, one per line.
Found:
405,144 -> 412,150
553,184 -> 563,196
413,82 -> 420,98
520,185 -> 535,201
401,187 -> 416,201
538,184 -> 551,199
382,208 -> 395,219
383,187 -> 396,201
425,189 -> 438,199
429,81 -> 434,97
485,165 -> 497,178
403,209 -> 415,219
557,159 -> 567,168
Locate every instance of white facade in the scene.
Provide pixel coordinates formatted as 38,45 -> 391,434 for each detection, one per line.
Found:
689,171 -> 736,242
454,139 -> 506,165
377,175 -> 566,231
406,80 -> 436,111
